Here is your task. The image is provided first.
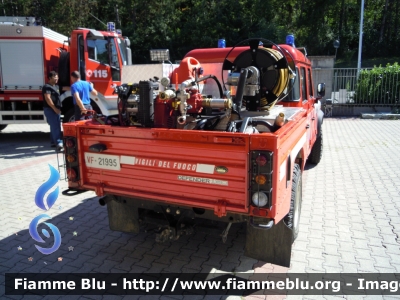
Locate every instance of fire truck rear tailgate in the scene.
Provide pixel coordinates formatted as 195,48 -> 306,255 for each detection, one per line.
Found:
67,123 -> 261,214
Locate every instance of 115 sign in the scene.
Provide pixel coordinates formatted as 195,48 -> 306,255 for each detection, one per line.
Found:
86,69 -> 108,78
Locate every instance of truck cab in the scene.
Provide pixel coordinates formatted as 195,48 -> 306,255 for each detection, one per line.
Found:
57,26 -> 132,122
0,18 -> 131,130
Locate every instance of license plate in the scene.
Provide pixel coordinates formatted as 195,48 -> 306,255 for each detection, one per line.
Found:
84,152 -> 120,171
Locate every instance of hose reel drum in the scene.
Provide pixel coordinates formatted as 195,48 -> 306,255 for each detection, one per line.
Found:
222,38 -> 296,111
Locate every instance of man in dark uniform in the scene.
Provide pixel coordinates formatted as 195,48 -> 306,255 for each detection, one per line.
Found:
42,71 -> 63,151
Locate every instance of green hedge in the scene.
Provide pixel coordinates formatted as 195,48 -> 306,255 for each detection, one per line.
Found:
354,63 -> 400,105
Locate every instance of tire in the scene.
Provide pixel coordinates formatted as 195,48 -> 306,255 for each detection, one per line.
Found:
244,163 -> 302,267
0,124 -> 8,132
283,163 -> 302,242
58,52 -> 70,87
63,108 -> 75,123
308,129 -> 323,164
91,101 -> 101,115
63,102 -> 101,123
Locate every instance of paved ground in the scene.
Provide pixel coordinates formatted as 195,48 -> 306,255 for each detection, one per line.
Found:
0,119 -> 400,300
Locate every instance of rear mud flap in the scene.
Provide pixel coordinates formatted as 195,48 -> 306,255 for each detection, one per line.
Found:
107,200 -> 140,234
245,220 -> 293,267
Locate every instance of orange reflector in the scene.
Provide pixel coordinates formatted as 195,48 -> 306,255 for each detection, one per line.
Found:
255,175 -> 267,185
230,85 -> 237,96
67,154 -> 76,163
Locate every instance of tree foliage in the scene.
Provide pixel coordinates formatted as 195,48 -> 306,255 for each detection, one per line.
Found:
1,0 -> 399,63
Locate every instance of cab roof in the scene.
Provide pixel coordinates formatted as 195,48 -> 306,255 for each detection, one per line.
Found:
279,44 -> 310,65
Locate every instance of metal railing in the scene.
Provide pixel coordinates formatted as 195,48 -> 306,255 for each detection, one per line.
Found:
316,68 -> 400,106
331,68 -> 360,104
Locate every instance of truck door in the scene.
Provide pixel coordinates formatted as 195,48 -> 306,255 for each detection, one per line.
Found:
301,67 -> 318,152
78,35 -> 86,80
85,34 -> 121,97
307,67 -> 318,141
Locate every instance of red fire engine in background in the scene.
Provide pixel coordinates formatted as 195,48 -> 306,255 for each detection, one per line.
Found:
0,16 -> 133,131
62,36 -> 326,267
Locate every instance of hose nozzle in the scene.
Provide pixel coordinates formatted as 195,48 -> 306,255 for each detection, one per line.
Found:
274,112 -> 285,127
177,116 -> 186,125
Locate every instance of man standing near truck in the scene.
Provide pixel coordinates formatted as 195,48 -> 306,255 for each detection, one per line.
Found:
70,71 -> 98,121
42,71 -> 63,151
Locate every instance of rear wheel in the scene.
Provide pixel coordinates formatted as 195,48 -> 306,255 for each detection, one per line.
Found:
63,108 -> 75,123
283,163 -> 302,241
0,125 -> 8,132
308,130 -> 323,164
244,163 -> 302,267
63,101 -> 101,123
105,196 -> 140,234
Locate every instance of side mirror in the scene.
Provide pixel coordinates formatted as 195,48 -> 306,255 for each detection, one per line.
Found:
317,83 -> 326,97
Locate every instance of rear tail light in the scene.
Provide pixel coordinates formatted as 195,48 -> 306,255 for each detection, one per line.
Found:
255,154 -> 268,166
65,138 -> 76,148
250,151 -> 273,208
64,137 -> 79,182
67,168 -> 77,180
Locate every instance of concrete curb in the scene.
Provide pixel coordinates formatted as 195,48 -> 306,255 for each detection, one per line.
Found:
361,113 -> 400,119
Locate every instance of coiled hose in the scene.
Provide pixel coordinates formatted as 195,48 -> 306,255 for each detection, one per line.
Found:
259,48 -> 290,107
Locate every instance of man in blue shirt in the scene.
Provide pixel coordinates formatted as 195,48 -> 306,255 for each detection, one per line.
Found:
70,71 -> 98,121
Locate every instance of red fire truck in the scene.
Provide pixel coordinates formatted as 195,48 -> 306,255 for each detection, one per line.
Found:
0,16 -> 139,131
62,37 -> 325,267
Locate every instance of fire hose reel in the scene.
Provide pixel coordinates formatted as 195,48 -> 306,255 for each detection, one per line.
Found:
223,38 -> 296,111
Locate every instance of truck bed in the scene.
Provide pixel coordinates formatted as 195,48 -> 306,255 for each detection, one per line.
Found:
63,105 -> 308,222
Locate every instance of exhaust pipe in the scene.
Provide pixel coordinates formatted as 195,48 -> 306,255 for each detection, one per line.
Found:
99,196 -> 110,206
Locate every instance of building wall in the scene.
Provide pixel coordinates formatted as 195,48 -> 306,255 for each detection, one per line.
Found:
309,56 -> 335,104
